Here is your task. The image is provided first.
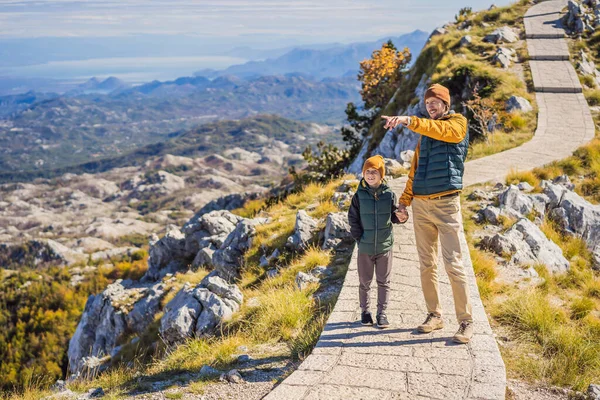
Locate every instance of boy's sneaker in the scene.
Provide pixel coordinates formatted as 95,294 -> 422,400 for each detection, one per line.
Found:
453,321 -> 474,344
417,313 -> 444,333
376,313 -> 390,328
361,311 -> 374,325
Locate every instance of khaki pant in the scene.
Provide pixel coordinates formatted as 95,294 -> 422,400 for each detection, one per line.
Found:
412,196 -> 472,323
357,249 -> 393,315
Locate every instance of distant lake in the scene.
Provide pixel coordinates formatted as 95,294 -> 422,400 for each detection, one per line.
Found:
1,56 -> 248,84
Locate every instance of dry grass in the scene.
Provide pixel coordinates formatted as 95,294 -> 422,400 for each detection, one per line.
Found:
505,168 -> 540,187
246,285 -> 316,342
470,247 -> 498,299
467,130 -> 534,161
262,247 -> 332,291
387,165 -> 409,178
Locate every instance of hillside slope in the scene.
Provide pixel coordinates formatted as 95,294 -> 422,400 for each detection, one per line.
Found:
348,1 -> 537,174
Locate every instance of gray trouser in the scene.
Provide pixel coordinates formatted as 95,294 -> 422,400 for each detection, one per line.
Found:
357,249 -> 393,314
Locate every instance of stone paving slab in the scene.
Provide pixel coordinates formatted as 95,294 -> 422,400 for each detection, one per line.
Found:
527,38 -> 569,60
264,1 -> 596,398
524,0 -> 567,38
530,60 -> 582,92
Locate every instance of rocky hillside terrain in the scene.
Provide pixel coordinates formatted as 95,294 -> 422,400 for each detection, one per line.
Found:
0,75 -> 359,175
0,167 -> 359,398
0,114 -> 336,183
462,169 -> 600,396
0,138 -> 308,253
346,1 -> 537,174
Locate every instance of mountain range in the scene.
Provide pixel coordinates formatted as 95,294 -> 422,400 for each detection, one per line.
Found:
0,74 -> 358,177
194,30 -> 429,79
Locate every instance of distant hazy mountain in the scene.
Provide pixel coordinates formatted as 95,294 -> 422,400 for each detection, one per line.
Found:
0,91 -> 59,117
65,77 -> 129,96
195,30 -> 429,79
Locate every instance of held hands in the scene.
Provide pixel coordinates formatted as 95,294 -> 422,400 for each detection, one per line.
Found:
382,115 -> 409,130
395,204 -> 409,223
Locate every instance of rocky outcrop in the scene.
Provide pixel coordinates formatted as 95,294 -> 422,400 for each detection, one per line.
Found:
72,237 -> 115,253
493,47 -> 517,69
589,384 -> 600,400
124,171 -> 185,198
260,248 -> 280,268
577,50 -> 600,87
213,218 -> 265,281
323,212 -> 352,250
286,210 -> 320,251
459,35 -> 473,47
483,26 -> 519,43
183,210 -> 243,257
295,271 -> 319,290
482,218 -> 570,273
563,0 -> 593,35
474,176 -> 600,277
74,178 -> 120,200
542,180 -> 600,269
143,225 -> 191,281
159,272 -> 243,344
476,184 -> 547,225
68,279 -> 165,374
505,96 -> 533,113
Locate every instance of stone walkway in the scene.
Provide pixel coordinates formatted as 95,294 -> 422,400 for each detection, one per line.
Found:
266,177 -> 504,400
265,1 -> 595,399
464,0 -> 594,186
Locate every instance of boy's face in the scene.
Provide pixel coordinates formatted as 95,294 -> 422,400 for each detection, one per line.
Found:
364,168 -> 382,187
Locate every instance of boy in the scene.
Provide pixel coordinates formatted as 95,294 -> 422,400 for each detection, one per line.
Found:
348,155 -> 407,328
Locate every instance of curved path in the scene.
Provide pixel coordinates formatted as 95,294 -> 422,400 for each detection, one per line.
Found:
265,1 -> 594,399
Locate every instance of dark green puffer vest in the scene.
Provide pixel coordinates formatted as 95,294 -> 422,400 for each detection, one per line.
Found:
356,180 -> 394,255
412,116 -> 469,196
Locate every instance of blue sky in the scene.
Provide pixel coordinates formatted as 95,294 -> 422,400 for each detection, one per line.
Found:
1,0 -> 513,43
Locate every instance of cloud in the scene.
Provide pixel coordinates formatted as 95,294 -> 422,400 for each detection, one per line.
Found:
0,0 -> 512,41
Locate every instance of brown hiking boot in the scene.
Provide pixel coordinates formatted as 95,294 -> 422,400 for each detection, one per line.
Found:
417,313 -> 444,333
453,321 -> 474,344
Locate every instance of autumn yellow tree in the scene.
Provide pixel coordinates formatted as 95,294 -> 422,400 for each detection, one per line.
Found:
358,40 -> 411,109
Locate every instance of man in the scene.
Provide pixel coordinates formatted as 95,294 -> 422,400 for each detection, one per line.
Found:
381,83 -> 473,344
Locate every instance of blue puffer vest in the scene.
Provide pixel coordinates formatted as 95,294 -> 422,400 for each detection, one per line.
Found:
412,116 -> 469,196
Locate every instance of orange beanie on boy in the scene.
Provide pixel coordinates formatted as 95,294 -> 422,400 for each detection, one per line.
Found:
362,155 -> 385,179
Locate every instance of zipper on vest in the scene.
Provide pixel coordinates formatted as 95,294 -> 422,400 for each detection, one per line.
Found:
374,193 -> 378,253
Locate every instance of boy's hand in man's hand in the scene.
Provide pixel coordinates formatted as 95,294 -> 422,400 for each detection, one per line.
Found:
395,204 -> 409,223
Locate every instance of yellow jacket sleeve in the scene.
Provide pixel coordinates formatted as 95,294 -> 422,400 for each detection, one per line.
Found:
407,113 -> 467,144
399,140 -> 420,206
